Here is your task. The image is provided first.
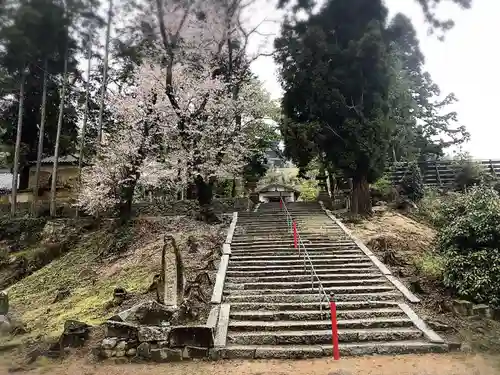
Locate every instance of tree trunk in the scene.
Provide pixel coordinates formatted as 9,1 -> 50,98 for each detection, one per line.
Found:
11,71 -> 26,216
76,31 -> 93,217
97,0 -> 113,146
350,175 -> 371,215
194,175 -> 220,223
32,59 -> 49,216
231,177 -> 237,197
50,48 -> 69,217
118,178 -> 137,223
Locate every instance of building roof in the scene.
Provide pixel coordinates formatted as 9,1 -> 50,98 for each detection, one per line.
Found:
257,183 -> 300,194
0,169 -> 14,190
33,155 -> 79,165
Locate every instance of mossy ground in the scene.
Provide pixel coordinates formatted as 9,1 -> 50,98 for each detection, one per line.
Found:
3,216 -> 226,344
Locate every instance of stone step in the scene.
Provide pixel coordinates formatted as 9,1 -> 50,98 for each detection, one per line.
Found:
225,272 -> 382,283
229,250 -> 363,257
230,307 -> 405,321
226,328 -> 423,345
225,291 -> 402,303
224,285 -> 395,296
228,257 -> 369,267
229,300 -> 400,311
228,318 -> 413,332
229,245 -> 361,253
231,238 -> 352,245
227,262 -> 376,272
230,254 -> 367,262
226,266 -> 378,277
230,244 -> 358,251
230,242 -> 355,249
231,239 -> 350,247
225,278 -> 389,290
217,341 -> 448,359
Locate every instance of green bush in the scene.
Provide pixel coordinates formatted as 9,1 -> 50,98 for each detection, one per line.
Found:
436,185 -> 500,306
299,179 -> 319,201
417,187 -> 444,226
400,162 -> 424,202
453,159 -> 485,192
414,252 -> 445,281
371,174 -> 394,202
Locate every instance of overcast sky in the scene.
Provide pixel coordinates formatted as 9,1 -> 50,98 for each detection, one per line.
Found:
247,0 -> 500,159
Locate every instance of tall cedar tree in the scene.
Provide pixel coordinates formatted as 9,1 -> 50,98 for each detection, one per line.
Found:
275,0 -> 391,214
386,14 -> 469,162
278,0 -> 472,33
0,0 -> 79,189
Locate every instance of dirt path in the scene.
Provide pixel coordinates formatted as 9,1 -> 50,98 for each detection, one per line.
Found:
3,354 -> 500,375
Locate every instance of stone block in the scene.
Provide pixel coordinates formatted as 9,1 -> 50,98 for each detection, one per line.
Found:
472,304 -> 491,318
182,346 -> 209,359
105,321 -> 139,340
101,337 -> 117,350
0,315 -> 11,336
150,348 -> 183,362
59,320 -> 91,348
452,300 -> 473,316
448,342 -> 462,351
0,292 -> 8,315
138,326 -> 170,342
126,348 -> 137,357
115,301 -> 175,325
492,307 -> 500,321
169,325 -> 214,348
136,342 -> 151,359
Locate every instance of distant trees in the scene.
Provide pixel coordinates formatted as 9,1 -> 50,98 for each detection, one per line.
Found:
0,0 -> 103,215
274,0 -> 470,214
386,14 -> 469,163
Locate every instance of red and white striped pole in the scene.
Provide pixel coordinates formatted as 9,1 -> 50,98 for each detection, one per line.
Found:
292,220 -> 298,249
330,294 -> 340,360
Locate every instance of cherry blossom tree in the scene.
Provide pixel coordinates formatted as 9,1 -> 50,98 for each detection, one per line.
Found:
78,0 -> 275,221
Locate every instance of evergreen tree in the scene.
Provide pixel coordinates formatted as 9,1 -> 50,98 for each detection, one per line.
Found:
386,14 -> 469,162
275,0 -> 391,214
0,0 -> 81,189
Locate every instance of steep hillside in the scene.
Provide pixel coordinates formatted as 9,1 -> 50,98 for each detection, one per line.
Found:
1,215 -> 227,347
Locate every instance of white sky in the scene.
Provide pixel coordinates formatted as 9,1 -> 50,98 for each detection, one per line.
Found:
247,0 -> 500,159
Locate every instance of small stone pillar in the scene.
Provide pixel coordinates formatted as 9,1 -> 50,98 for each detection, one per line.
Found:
0,291 -> 8,315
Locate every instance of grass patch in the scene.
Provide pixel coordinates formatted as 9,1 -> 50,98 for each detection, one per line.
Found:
7,225 -> 159,340
414,252 -> 445,281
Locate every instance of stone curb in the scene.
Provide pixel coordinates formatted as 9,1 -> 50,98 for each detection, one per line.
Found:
318,201 -> 421,304
398,303 -> 445,343
225,212 -> 238,244
210,211 -> 238,304
214,304 -> 230,347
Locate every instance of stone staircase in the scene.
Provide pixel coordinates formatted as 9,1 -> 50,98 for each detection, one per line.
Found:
215,202 -> 447,359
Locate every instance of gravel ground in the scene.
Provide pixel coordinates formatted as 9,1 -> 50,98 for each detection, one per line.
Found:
3,353 -> 500,375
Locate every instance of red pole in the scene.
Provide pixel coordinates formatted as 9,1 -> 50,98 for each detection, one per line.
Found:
293,220 -> 298,249
330,296 -> 340,360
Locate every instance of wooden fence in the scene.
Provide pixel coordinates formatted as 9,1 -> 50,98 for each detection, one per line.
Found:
387,159 -> 500,187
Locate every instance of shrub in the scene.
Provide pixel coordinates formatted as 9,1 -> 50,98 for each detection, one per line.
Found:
371,174 -> 394,202
436,185 -> 500,306
399,162 -> 424,202
417,187 -> 445,226
414,252 -> 445,281
299,179 -> 319,201
453,159 -> 485,192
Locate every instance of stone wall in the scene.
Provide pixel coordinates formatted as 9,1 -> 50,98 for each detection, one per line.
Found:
98,301 -> 215,362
